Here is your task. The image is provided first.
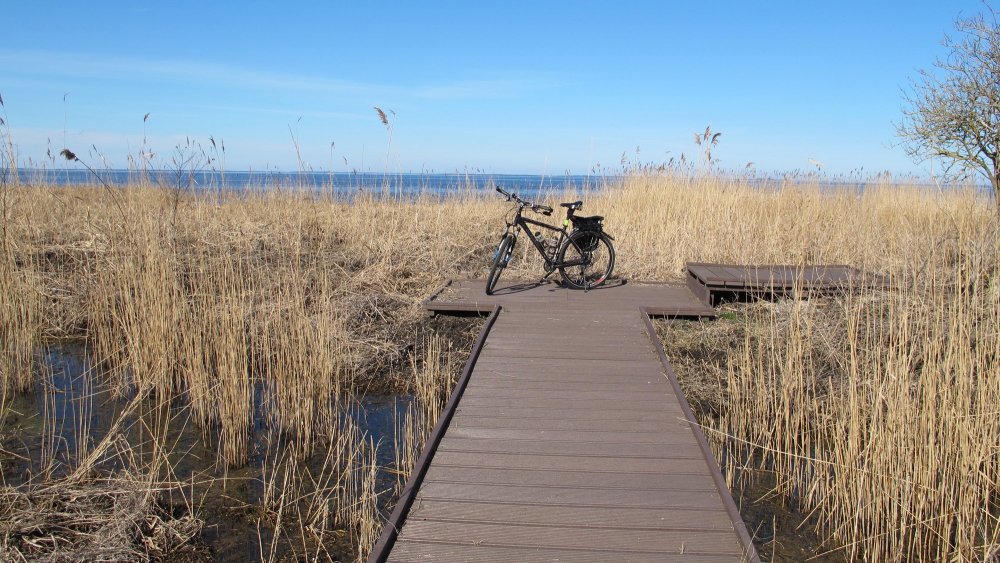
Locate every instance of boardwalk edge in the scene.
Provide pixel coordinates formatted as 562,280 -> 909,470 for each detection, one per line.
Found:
420,278 -> 453,312
640,308 -> 762,563
367,304 -> 502,563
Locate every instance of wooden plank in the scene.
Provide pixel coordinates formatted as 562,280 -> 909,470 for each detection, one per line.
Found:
472,356 -> 661,369
481,339 -> 652,352
445,425 -> 683,444
477,347 -> 653,361
468,372 -> 669,387
701,264 -> 734,284
395,520 -> 745,555
435,437 -> 706,458
454,389 -> 681,405
453,396 -> 684,414
453,405 -> 678,421
468,378 -> 665,392
454,400 -> 681,416
453,397 -> 681,414
440,427 -> 699,447
428,450 -> 711,473
484,328 -> 646,339
406,500 -> 735,530
422,466 -> 717,490
459,386 -> 672,403
415,483 -> 729,509
389,540 -> 746,562
449,415 -> 688,433
685,263 -> 723,284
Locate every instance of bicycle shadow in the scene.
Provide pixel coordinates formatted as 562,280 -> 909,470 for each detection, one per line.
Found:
489,278 -> 628,296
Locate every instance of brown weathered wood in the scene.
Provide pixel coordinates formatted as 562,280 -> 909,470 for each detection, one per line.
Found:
435,436 -> 706,457
370,279 -> 758,563
448,414 -> 687,433
685,261 -> 887,305
447,425 -> 684,444
405,500 -> 736,530
412,483 -> 730,510
388,541 -> 745,563
424,279 -> 717,318
395,520 -> 745,555
452,404 -> 680,420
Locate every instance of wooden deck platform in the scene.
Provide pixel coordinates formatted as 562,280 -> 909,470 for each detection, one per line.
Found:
370,279 -> 758,562
425,278 -> 718,318
686,262 -> 884,306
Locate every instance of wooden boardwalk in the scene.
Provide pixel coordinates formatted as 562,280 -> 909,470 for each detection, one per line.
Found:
370,279 -> 758,562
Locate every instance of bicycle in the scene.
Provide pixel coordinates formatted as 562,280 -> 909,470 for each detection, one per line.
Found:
486,186 -> 615,295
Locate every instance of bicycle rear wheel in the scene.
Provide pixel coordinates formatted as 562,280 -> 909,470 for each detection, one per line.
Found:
486,234 -> 514,295
557,230 -> 615,290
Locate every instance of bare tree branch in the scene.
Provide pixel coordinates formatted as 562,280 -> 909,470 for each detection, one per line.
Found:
898,8 -> 1000,212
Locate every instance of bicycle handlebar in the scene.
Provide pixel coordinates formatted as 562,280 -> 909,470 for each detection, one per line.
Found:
495,185 -> 552,216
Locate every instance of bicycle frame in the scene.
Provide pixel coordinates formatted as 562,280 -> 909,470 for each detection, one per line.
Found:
505,208 -> 589,270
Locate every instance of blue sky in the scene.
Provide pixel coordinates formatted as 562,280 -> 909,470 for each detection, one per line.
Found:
1,1 -> 989,176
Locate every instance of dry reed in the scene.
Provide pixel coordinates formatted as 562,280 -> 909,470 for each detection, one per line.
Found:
1,173 -> 997,560
0,471 -> 205,561
393,334 -> 454,494
707,244 -> 1000,561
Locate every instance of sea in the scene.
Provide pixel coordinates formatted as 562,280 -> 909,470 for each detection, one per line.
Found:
13,169 -> 612,200
12,168 -> 972,200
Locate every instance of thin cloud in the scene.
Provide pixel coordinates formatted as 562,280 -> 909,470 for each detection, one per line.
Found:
412,78 -> 557,100
0,50 -> 556,101
182,103 -> 370,121
0,50 -> 369,94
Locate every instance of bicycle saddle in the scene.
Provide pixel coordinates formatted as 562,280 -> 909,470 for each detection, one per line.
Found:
560,201 -> 583,210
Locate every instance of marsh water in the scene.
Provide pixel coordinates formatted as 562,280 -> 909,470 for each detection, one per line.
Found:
2,344 -> 409,561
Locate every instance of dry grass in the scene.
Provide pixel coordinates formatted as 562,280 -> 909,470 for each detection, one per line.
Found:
0,173 -> 997,560
393,333 -> 458,494
0,470 -> 206,562
253,416 -> 381,562
710,266 -> 1000,561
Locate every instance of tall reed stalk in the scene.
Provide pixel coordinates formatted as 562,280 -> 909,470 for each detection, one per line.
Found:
393,334 -> 452,493
0,181 -> 40,405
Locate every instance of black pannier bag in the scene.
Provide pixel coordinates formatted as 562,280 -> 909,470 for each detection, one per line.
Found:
571,215 -> 604,231
575,230 -> 600,251
571,215 -> 604,251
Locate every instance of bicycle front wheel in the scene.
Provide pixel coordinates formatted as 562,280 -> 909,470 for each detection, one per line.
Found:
557,230 -> 615,290
486,234 -> 514,295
